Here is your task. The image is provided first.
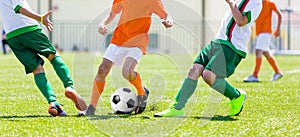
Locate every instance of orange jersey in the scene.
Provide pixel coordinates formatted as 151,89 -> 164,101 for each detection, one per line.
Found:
110,0 -> 167,54
255,0 -> 279,35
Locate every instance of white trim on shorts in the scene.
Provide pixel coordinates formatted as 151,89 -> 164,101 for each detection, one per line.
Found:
255,33 -> 272,51
103,44 -> 143,66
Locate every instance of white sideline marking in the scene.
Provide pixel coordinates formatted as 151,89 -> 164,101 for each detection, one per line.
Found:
285,69 -> 300,74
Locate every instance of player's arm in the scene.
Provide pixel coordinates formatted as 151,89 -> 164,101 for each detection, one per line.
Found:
18,7 -> 53,32
153,0 -> 173,28
273,5 -> 282,37
225,0 -> 249,26
98,0 -> 122,35
98,12 -> 117,35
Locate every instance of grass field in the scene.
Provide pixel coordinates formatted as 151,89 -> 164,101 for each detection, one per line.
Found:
0,52 -> 299,136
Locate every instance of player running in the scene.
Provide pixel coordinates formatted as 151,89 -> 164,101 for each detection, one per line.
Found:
0,0 -> 87,116
155,0 -> 262,117
243,0 -> 283,82
78,0 -> 173,116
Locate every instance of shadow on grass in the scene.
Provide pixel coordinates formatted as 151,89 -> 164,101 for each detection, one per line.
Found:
88,113 -> 151,120
153,115 -> 238,121
238,80 -> 273,84
190,115 -> 238,121
0,114 -> 237,122
0,114 -> 80,120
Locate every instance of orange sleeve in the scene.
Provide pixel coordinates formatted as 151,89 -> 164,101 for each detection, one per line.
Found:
112,0 -> 122,14
270,1 -> 279,11
153,0 -> 168,19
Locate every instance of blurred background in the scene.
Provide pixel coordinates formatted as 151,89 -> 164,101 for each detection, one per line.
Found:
0,0 -> 299,54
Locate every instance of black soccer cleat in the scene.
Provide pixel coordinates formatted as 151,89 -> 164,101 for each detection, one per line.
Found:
135,87 -> 150,114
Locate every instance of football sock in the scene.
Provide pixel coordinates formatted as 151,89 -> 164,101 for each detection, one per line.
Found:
34,73 -> 59,105
253,57 -> 262,77
129,72 -> 146,96
50,56 -> 73,88
90,80 -> 106,108
174,78 -> 197,110
267,56 -> 281,73
211,78 -> 240,100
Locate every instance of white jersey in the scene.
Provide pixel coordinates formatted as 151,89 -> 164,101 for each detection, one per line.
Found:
0,0 -> 40,37
216,0 -> 262,54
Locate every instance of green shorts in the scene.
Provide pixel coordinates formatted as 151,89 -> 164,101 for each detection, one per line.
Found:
7,29 -> 56,74
194,41 -> 242,78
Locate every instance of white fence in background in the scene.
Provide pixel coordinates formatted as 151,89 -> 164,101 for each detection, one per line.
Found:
1,20 -> 300,55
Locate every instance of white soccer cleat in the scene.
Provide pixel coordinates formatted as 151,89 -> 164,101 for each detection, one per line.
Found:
78,105 -> 95,116
243,75 -> 259,82
271,73 -> 283,81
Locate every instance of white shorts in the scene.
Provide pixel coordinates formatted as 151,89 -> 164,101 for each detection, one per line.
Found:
255,33 -> 272,51
103,44 -> 143,66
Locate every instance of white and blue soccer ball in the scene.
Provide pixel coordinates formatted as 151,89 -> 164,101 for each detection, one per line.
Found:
110,88 -> 138,114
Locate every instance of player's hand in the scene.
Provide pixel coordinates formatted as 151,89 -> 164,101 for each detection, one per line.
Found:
162,19 -> 173,28
41,10 -> 53,32
273,30 -> 280,37
225,0 -> 235,5
98,25 -> 108,35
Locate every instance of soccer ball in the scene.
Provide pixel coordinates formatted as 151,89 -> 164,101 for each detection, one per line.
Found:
110,87 -> 138,114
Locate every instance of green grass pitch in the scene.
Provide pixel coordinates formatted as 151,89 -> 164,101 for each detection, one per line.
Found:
0,52 -> 299,136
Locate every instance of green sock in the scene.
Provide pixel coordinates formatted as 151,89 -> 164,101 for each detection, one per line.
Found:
51,56 -> 73,88
211,78 -> 240,100
174,78 -> 198,110
34,73 -> 59,105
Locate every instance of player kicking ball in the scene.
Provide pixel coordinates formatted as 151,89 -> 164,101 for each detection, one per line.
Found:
154,0 -> 262,117
0,0 -> 87,116
78,0 -> 173,116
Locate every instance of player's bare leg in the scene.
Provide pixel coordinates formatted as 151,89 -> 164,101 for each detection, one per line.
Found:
123,57 -> 148,114
79,58 -> 113,116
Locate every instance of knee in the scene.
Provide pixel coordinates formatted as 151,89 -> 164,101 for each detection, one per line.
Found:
95,59 -> 113,80
188,64 -> 203,80
33,65 -> 45,74
48,53 -> 57,61
97,64 -> 110,78
202,70 -> 216,86
263,52 -> 272,58
255,50 -> 263,57
122,69 -> 135,80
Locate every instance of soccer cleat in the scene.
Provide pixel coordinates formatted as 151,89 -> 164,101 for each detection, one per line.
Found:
48,102 -> 67,116
77,110 -> 87,116
78,105 -> 96,116
135,87 -> 150,114
271,73 -> 283,81
65,87 -> 87,111
154,106 -> 185,117
228,89 -> 246,116
243,75 -> 259,82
